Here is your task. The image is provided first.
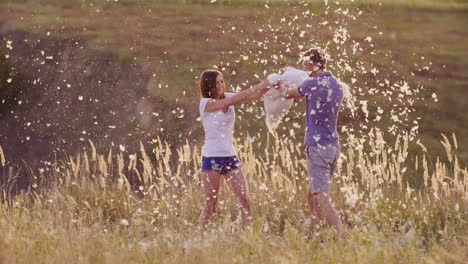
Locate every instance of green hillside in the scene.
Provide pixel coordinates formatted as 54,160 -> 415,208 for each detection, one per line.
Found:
0,0 -> 467,162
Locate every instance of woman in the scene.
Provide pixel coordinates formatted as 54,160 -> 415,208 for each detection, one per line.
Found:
198,69 -> 271,229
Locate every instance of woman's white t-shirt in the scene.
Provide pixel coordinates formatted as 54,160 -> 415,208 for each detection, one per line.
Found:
199,93 -> 236,157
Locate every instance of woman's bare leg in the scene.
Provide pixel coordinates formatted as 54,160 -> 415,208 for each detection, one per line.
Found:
199,170 -> 222,229
224,169 -> 253,228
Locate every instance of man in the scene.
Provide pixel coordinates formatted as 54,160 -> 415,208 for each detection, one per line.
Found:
277,48 -> 346,239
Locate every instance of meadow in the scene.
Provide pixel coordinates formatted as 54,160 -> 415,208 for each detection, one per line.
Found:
0,0 -> 467,263
1,131 -> 467,263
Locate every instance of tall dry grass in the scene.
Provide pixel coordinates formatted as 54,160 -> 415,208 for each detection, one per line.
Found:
0,131 -> 467,263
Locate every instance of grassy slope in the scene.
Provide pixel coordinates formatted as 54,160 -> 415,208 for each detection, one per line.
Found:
0,1 -> 467,158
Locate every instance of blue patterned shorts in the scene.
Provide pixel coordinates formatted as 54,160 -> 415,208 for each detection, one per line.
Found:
306,145 -> 340,193
202,156 -> 241,174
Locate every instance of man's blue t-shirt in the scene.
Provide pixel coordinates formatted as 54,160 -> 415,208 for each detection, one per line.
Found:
297,71 -> 343,147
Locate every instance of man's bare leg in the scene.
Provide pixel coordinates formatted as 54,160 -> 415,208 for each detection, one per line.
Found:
308,190 -> 346,239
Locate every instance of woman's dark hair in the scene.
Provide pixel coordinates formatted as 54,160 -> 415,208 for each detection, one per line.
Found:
303,48 -> 327,70
199,70 -> 225,98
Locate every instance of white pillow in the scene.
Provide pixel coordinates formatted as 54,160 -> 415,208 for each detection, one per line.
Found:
337,79 -> 352,99
263,67 -> 309,132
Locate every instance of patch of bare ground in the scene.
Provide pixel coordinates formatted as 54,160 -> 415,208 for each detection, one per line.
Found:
0,24 -> 202,191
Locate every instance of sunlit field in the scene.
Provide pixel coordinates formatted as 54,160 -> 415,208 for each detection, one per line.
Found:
1,0 -> 467,263
1,132 -> 467,263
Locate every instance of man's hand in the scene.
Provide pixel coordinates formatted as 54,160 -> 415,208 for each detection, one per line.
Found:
277,80 -> 288,96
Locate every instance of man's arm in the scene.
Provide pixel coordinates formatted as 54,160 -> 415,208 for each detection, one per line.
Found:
294,97 -> 306,104
282,88 -> 302,99
278,80 -> 303,99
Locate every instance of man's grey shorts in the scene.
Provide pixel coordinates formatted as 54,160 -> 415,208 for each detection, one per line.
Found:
306,144 -> 340,194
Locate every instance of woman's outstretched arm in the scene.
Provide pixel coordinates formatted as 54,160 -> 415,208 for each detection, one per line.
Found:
204,80 -> 271,112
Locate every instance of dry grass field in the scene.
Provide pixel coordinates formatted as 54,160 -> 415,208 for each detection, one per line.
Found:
1,132 -> 467,263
